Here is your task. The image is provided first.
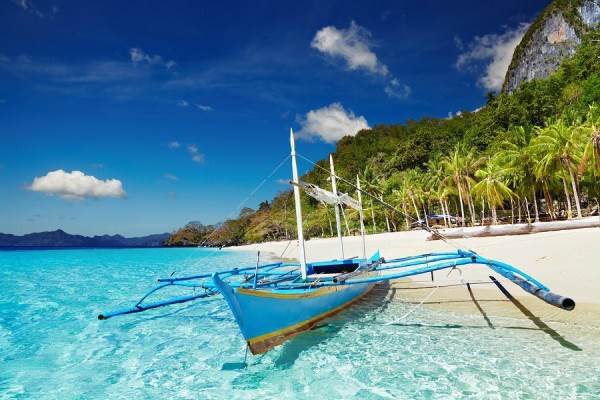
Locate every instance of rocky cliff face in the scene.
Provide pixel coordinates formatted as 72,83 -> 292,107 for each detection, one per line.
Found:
503,0 -> 600,93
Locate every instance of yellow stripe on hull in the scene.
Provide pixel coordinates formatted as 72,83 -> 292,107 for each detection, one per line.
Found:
246,284 -> 375,354
237,284 -> 351,300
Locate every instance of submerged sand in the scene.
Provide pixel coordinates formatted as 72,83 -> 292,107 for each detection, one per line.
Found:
229,227 -> 600,328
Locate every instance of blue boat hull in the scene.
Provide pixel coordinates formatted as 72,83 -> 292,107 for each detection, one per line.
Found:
213,274 -> 374,354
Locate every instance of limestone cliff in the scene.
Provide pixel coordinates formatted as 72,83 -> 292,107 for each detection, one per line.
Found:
503,0 -> 600,93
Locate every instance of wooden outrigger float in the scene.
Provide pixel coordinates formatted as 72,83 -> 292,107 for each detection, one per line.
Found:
98,130 -> 575,355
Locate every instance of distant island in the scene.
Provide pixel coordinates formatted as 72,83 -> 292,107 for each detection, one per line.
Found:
0,229 -> 170,248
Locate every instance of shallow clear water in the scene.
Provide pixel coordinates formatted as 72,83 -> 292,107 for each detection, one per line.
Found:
1,248 -> 599,399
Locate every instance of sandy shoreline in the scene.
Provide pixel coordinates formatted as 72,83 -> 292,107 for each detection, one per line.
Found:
229,227 -> 600,328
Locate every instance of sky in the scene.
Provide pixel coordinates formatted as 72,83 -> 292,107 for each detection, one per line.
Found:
0,0 -> 550,236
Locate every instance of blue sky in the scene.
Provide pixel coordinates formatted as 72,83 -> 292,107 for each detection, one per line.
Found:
0,0 -> 549,236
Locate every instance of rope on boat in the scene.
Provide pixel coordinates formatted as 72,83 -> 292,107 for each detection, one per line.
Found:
167,154 -> 291,278
278,238 -> 294,259
385,263 -> 465,325
200,154 -> 291,249
385,285 -> 440,325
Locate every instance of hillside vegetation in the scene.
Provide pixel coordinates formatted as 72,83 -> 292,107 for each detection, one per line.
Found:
167,30 -> 600,247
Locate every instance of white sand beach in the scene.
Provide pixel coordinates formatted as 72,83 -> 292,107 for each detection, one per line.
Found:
230,226 -> 600,327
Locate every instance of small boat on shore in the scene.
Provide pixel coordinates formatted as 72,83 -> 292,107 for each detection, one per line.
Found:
99,130 -> 575,355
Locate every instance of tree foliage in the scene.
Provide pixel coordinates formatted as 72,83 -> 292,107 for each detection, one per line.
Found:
167,31 -> 600,246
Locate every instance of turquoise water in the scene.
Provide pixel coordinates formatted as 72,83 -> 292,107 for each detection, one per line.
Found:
1,248 -> 599,399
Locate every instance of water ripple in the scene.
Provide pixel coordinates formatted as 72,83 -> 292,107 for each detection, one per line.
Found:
0,248 -> 599,399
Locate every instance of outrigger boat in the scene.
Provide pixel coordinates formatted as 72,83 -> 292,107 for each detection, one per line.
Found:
99,130 -> 575,355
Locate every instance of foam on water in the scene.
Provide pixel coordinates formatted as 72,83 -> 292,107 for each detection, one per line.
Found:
0,248 -> 599,399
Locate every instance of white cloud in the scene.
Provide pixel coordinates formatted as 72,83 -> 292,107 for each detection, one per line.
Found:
13,0 -> 30,10
129,48 -> 176,69
447,111 -> 463,119
384,78 -> 411,99
0,55 -> 162,100
456,23 -> 529,91
28,170 -> 126,200
11,0 -> 45,18
297,102 -> 369,143
168,141 -> 181,149
178,100 -> 211,111
0,52 -> 182,100
447,106 -> 484,119
164,173 -> 178,181
453,35 -> 464,51
311,22 -> 410,99
187,144 -> 205,164
195,104 -> 212,111
0,55 -> 151,84
311,21 -> 388,76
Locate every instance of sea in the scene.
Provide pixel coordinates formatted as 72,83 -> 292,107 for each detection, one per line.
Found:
1,247 -> 599,399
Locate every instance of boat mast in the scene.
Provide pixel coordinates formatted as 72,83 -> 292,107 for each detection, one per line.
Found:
329,154 -> 345,259
356,175 -> 366,259
290,129 -> 308,279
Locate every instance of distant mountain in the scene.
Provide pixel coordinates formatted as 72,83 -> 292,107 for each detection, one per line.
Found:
0,229 -> 170,248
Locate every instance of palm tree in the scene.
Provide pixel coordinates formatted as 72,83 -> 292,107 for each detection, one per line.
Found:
391,188 -> 411,230
461,147 -> 482,225
471,160 -> 514,224
494,126 -> 540,222
389,171 -> 414,230
579,104 -> 600,177
441,144 -> 480,226
441,145 -> 465,226
376,175 -> 394,232
425,156 -> 450,227
531,118 -> 584,218
311,203 -> 334,237
359,165 -> 381,233
400,169 -> 425,224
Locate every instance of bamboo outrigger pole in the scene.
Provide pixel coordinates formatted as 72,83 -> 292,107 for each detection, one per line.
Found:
329,154 -> 345,260
290,129 -> 308,280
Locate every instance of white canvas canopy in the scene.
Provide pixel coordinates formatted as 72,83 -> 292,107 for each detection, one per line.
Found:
292,181 -> 361,211
338,193 -> 361,211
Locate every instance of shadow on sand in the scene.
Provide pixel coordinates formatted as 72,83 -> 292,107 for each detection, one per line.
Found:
489,276 -> 582,351
467,282 -> 495,329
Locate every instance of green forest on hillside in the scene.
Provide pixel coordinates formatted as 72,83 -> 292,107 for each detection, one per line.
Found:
165,30 -> 600,247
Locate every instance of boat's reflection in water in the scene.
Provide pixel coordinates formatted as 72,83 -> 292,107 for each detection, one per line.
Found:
271,282 -> 392,369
